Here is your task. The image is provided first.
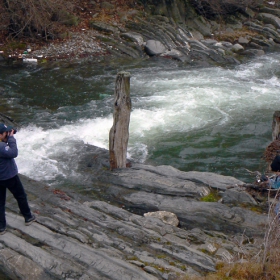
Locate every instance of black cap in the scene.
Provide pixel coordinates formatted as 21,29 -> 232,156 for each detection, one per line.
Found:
0,123 -> 13,134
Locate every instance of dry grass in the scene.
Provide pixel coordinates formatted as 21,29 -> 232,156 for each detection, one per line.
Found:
183,190 -> 280,280
183,250 -> 280,280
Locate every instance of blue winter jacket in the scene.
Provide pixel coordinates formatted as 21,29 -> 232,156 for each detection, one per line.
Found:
0,136 -> 18,180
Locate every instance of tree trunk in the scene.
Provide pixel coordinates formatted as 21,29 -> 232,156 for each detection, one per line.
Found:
272,111 -> 280,141
109,72 -> 131,170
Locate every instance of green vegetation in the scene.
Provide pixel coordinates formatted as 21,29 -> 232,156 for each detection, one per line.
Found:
200,190 -> 221,202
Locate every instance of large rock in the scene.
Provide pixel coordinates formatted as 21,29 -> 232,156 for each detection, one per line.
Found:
75,146 -> 265,236
222,188 -> 257,205
144,40 -> 167,56
259,7 -> 280,18
257,13 -> 280,29
123,191 -> 266,235
231,43 -> 244,53
120,32 -> 144,46
144,211 -> 180,226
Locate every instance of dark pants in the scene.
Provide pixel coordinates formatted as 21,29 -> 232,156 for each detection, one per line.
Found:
0,175 -> 32,228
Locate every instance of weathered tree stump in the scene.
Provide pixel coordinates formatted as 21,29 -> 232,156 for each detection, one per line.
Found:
272,111 -> 280,141
109,72 -> 131,170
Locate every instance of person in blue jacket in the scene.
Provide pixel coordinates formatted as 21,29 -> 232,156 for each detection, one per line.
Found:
0,123 -> 36,235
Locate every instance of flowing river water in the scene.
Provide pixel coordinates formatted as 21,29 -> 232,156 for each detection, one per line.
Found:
1,54 -> 280,187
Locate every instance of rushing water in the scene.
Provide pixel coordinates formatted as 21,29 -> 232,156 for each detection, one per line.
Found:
0,54 -> 280,186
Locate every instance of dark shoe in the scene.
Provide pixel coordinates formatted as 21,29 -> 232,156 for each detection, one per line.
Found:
0,227 -> 6,235
25,214 -> 36,226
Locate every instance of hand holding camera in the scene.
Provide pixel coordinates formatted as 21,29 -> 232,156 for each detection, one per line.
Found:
8,129 -> 17,136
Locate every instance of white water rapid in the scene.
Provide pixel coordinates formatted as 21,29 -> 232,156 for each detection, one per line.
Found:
1,54 -> 279,185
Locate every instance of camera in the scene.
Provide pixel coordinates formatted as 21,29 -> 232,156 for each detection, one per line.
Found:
8,129 -> 17,134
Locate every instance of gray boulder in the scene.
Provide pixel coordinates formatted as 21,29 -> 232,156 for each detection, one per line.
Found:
144,40 -> 167,56
257,13 -> 280,29
222,188 -> 257,205
231,43 -> 244,53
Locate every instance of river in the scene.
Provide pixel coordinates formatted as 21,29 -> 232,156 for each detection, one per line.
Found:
0,54 -> 279,186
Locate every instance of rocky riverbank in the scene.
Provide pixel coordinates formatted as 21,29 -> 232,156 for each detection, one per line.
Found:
1,155 -> 268,280
0,113 -> 272,279
1,1 -> 280,67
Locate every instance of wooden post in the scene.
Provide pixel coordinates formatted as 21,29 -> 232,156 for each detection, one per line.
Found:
272,111 -> 280,141
109,72 -> 131,170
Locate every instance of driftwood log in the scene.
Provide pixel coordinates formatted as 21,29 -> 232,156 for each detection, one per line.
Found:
109,72 -> 131,170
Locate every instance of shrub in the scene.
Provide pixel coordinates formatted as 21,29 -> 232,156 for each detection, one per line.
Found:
0,0 -> 76,39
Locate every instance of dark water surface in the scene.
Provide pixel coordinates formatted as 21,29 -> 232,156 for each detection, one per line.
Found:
1,54 -> 280,185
